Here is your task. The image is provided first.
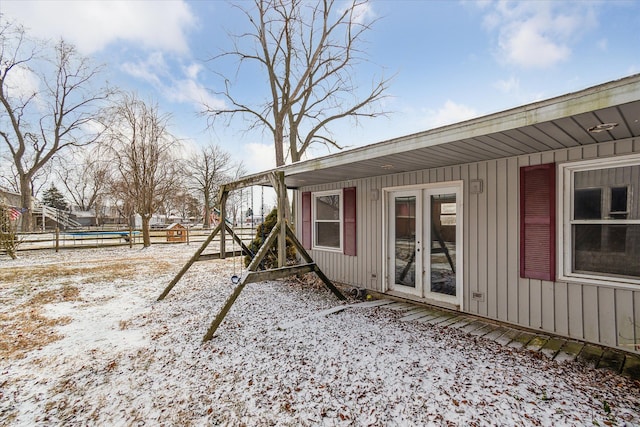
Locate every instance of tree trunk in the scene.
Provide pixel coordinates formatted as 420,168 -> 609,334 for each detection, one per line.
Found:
94,201 -> 101,226
203,191 -> 211,229
274,122 -> 285,166
289,124 -> 300,163
19,177 -> 33,232
141,215 -> 151,247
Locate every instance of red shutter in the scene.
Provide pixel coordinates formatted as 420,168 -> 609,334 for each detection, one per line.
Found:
343,187 -> 357,256
520,163 -> 556,281
302,191 -> 312,249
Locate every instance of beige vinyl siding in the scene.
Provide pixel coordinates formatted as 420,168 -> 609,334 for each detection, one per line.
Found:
297,137 -> 640,354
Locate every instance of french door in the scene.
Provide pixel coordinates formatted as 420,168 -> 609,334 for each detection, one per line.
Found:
386,183 -> 462,306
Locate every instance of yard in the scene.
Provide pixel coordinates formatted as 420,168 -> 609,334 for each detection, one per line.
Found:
1,246 -> 639,426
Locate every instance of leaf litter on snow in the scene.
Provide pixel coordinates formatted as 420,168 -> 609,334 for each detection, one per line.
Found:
0,245 -> 639,426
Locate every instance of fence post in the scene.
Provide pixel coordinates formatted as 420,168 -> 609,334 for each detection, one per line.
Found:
55,227 -> 59,252
129,227 -> 133,248
186,225 -> 190,245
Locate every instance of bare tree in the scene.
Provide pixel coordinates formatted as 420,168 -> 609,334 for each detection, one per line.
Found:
0,21 -> 113,230
225,163 -> 247,226
204,0 -> 390,166
54,147 -> 109,217
109,179 -> 136,226
0,156 -> 49,196
163,189 -> 201,222
0,153 -> 19,193
186,143 -> 234,228
105,93 -> 182,247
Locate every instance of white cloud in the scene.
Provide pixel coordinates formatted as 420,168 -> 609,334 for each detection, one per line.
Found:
339,0 -> 376,25
244,142 -> 276,174
121,53 -> 167,87
3,65 -> 40,101
121,54 -> 224,110
500,22 -> 570,68
2,0 -> 196,55
170,79 -> 216,107
183,63 -> 203,80
482,1 -> 597,69
423,101 -> 479,128
494,76 -> 520,94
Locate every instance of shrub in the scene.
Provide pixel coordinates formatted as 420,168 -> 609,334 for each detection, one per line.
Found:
244,208 -> 296,269
0,201 -> 20,259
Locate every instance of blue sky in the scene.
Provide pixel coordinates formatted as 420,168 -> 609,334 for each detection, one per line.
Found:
3,0 -> 640,174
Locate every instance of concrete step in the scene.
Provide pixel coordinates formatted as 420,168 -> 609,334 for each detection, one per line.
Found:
553,340 -> 584,363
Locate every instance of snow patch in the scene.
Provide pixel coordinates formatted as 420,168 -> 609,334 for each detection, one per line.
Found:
1,246 -> 639,425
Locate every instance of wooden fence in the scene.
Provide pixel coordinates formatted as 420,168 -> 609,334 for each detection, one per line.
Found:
3,226 -> 258,254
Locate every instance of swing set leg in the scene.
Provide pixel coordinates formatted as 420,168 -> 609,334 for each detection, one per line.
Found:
203,224 -> 282,341
203,277 -> 249,341
158,222 -> 223,301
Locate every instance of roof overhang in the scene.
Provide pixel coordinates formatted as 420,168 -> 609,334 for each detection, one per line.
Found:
227,73 -> 640,189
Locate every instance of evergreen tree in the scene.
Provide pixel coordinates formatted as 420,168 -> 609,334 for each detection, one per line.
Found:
42,185 -> 68,210
244,208 -> 296,269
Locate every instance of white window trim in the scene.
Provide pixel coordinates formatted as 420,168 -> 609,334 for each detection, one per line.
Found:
558,153 -> 640,289
312,189 -> 343,252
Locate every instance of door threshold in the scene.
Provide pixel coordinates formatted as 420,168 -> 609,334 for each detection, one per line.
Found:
385,290 -> 460,311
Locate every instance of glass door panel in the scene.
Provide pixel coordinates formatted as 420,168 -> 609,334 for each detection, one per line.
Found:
394,195 -> 417,287
429,193 -> 457,296
388,190 -> 422,296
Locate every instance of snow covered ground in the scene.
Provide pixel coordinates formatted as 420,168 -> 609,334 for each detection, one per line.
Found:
1,245 -> 639,426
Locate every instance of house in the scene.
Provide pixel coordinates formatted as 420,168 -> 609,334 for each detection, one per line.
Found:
231,74 -> 640,355
0,188 -> 22,207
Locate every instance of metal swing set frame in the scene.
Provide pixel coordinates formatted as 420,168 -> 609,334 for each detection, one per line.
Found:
157,171 -> 346,341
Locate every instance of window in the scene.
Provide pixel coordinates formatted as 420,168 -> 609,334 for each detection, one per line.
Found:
560,156 -> 640,284
313,190 -> 342,251
302,188 -> 357,254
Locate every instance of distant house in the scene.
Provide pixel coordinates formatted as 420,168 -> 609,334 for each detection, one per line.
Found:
0,188 -> 22,207
131,214 -> 165,229
240,74 -> 640,355
0,189 -> 24,229
70,209 -> 97,227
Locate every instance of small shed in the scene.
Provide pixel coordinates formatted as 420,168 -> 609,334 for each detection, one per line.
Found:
166,223 -> 187,242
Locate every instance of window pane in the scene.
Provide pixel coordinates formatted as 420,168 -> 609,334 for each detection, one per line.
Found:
607,225 -> 627,253
394,196 -> 416,240
574,188 -> 601,219
316,195 -> 340,220
431,194 -> 456,296
573,224 -> 640,278
574,224 -> 602,251
574,165 -> 639,220
394,196 -> 416,287
610,187 -> 628,219
315,222 -> 340,248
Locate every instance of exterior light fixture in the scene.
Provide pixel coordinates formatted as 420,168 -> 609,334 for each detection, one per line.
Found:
588,123 -> 618,133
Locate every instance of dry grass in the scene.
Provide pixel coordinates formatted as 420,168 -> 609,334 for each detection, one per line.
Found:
0,285 -> 79,360
0,263 -> 138,286
0,252 -> 174,361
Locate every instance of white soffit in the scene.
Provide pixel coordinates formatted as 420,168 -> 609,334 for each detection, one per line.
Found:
232,74 -> 640,189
